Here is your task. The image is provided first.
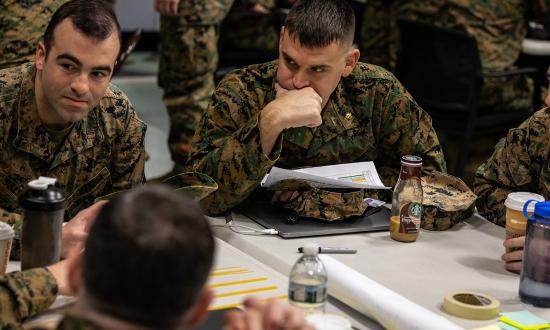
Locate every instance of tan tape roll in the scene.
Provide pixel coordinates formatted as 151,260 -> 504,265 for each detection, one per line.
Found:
443,292 -> 500,320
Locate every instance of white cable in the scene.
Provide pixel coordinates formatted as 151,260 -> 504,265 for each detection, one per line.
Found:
210,223 -> 278,236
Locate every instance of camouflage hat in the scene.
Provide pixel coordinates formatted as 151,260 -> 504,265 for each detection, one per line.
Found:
268,179 -> 367,221
95,172 -> 218,202
421,171 -> 477,230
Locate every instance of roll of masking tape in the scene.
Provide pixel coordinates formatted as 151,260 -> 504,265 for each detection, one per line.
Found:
443,292 -> 500,320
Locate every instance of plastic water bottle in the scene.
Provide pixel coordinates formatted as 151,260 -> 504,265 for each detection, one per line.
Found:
288,243 -> 327,315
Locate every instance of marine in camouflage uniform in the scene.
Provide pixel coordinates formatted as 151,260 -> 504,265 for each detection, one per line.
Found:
158,0 -> 276,166
188,61 -> 447,215
0,63 -> 146,258
0,0 -> 116,70
360,0 -> 550,112
474,108 -> 550,226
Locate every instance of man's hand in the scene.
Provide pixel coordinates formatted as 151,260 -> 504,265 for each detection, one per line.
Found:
61,201 -> 107,258
154,0 -> 180,16
260,84 -> 322,154
502,236 -> 525,273
250,3 -> 269,14
47,259 -> 72,296
224,297 -> 313,330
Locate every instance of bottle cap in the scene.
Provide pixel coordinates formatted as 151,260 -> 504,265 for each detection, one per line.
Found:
20,177 -> 66,211
442,291 -> 500,320
401,155 -> 422,166
533,201 -> 550,220
307,314 -> 352,330
505,192 -> 545,212
303,243 -> 319,256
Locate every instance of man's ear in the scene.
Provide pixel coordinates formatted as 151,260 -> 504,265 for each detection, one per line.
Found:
183,287 -> 214,327
342,48 -> 360,77
67,249 -> 83,295
35,42 -> 46,70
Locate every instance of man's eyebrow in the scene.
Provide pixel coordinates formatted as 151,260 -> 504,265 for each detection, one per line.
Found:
282,51 -> 296,63
56,53 -> 112,73
56,53 -> 82,67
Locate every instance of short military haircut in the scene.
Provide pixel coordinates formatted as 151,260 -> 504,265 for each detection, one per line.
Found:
284,0 -> 355,49
83,185 -> 215,329
43,0 -> 121,57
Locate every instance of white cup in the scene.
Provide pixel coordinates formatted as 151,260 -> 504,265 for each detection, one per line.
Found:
504,192 -> 545,242
0,223 -> 14,274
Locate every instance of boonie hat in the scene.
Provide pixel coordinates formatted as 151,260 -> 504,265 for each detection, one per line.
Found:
421,171 -> 477,230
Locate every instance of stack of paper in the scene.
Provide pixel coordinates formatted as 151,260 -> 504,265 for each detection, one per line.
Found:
261,162 -> 390,190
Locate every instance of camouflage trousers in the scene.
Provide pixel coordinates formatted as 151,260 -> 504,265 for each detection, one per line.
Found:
158,18 -> 222,165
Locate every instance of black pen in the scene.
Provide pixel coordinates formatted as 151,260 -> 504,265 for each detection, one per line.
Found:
298,247 -> 357,254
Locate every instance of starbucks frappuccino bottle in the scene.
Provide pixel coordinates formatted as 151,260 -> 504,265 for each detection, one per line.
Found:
390,155 -> 423,242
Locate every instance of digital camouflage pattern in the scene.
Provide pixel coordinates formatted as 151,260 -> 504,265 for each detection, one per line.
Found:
421,171 -> 477,231
0,63 -> 146,259
189,60 -> 447,216
0,267 -> 104,330
0,0 -> 67,70
159,0 -> 277,164
0,268 -> 58,329
360,0 -> 540,112
0,0 -> 117,71
267,179 -> 368,221
474,108 -> 550,226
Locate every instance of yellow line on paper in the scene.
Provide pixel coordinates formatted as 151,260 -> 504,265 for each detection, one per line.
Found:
215,285 -> 279,298
209,277 -> 268,288
208,295 -> 288,311
212,266 -> 242,271
209,269 -> 250,277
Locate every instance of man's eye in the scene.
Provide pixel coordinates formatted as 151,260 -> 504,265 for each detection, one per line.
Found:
60,63 -> 74,70
312,67 -> 325,73
92,71 -> 107,78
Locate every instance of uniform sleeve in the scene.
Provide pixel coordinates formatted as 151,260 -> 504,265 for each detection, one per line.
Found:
372,80 -> 447,187
110,101 -> 147,190
189,76 -> 280,215
0,268 -> 58,329
473,111 -> 549,226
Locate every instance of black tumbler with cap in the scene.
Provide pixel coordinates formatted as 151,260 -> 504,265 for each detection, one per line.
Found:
20,177 -> 66,270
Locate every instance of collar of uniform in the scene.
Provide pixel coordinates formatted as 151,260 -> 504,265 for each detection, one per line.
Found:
13,64 -> 104,166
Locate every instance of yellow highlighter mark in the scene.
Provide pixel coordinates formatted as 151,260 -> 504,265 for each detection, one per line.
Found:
209,295 -> 289,311
215,285 -> 279,298
209,277 -> 268,288
209,268 -> 250,277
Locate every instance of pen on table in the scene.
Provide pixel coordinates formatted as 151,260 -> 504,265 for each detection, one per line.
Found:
298,247 -> 357,254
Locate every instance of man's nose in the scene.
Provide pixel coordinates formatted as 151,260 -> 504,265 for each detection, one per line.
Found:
70,73 -> 89,96
292,71 -> 310,89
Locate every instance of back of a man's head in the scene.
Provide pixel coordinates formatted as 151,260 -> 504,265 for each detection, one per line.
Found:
83,185 -> 215,329
284,0 -> 355,48
43,0 -> 121,57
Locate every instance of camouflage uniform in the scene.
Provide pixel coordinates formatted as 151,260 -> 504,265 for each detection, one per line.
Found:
0,268 -> 103,329
360,0 -> 535,112
474,108 -> 550,226
158,0 -> 276,165
0,268 -> 59,329
0,63 -> 146,258
189,61 -> 447,215
0,0 -> 117,71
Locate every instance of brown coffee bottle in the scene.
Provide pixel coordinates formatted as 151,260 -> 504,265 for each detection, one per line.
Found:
390,155 -> 423,242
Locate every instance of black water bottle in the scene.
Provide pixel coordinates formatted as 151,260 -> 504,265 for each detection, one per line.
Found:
19,177 -> 66,270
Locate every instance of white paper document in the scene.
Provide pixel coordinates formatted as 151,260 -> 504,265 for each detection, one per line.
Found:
261,162 -> 390,190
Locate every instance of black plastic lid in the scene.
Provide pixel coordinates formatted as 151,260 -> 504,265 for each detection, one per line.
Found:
19,178 -> 66,211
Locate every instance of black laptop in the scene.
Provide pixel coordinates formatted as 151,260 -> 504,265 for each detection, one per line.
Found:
238,193 -> 390,238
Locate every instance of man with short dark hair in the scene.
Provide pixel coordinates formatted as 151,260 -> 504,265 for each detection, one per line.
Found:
0,186 -> 311,330
0,0 -> 146,259
189,0 -> 446,215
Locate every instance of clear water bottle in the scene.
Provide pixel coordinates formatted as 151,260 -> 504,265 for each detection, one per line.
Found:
289,243 -> 327,315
